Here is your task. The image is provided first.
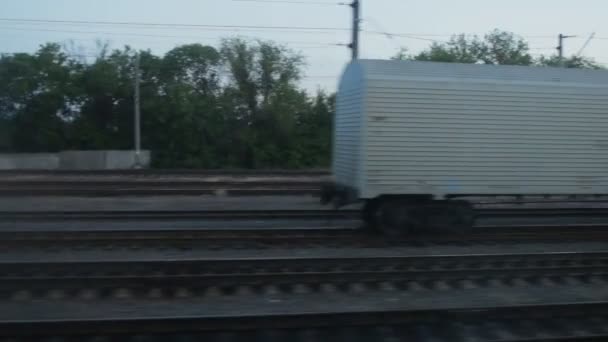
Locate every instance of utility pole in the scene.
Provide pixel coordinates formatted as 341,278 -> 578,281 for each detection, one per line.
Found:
134,53 -> 142,168
557,34 -> 575,67
348,0 -> 360,60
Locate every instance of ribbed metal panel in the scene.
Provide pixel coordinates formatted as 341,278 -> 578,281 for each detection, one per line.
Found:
334,60 -> 608,199
361,59 -> 608,84
332,63 -> 365,192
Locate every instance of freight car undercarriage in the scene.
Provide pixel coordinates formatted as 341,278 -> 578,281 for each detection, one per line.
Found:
321,183 -> 475,236
321,183 -> 604,236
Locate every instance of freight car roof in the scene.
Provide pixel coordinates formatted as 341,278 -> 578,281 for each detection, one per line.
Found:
344,59 -> 608,86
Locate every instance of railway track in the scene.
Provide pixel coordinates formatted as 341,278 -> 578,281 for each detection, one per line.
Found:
0,228 -> 367,251
2,252 -> 608,341
2,252 -> 608,299
2,206 -> 608,221
0,247 -> 605,340
2,298 -> 608,341
0,169 -> 330,176
2,225 -> 608,249
1,204 -> 608,340
0,209 -> 358,221
0,180 -> 324,196
9,304 -> 608,341
0,170 -> 329,196
2,208 -> 608,249
2,208 -> 608,245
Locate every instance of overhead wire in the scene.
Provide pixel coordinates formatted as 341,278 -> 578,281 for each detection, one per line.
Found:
0,26 -> 344,49
1,18 -> 606,68
0,26 -> 589,57
3,18 -> 608,42
303,75 -> 338,78
231,0 -> 346,5
373,32 -> 446,43
0,24 -> 346,37
0,18 -> 350,33
0,51 -> 98,58
577,32 -> 596,56
0,26 -> 579,60
529,47 -> 557,50
358,18 -> 397,58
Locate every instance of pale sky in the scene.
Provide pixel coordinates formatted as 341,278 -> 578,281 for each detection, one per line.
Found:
1,0 -> 607,92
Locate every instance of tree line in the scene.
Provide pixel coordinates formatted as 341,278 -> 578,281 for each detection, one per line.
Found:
0,39 -> 334,168
0,30 -> 602,168
393,30 -> 603,69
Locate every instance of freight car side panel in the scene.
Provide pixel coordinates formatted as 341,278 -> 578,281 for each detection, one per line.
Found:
360,78 -> 608,198
332,63 -> 365,195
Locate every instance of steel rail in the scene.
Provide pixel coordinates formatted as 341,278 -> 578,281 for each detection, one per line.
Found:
1,257 -> 606,292
2,224 -> 608,245
0,209 -> 359,220
0,169 -> 330,176
2,251 -> 607,277
1,301 -> 607,337
2,207 -> 608,220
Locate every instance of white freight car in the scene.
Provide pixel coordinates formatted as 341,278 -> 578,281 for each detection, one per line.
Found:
322,59 -> 608,235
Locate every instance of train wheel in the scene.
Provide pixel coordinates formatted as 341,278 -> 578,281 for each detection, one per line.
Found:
371,199 -> 474,236
450,200 -> 475,233
434,201 -> 475,234
374,199 -> 424,237
362,199 -> 378,230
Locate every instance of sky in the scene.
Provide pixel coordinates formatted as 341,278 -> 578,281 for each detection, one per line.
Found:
1,0 -> 608,92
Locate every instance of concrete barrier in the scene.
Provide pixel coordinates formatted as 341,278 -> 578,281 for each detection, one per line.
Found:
0,150 -> 150,170
0,153 -> 60,170
105,150 -> 151,169
58,151 -> 106,170
59,150 -> 151,170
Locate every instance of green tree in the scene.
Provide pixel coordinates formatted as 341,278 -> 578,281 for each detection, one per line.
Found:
149,44 -> 224,168
393,29 -> 605,70
161,44 -> 221,96
0,40 -> 335,169
68,47 -> 143,150
293,91 -> 334,167
0,44 -> 75,152
413,34 -> 485,63
481,30 -> 533,65
536,55 -> 604,69
220,38 -> 307,167
395,29 -> 533,66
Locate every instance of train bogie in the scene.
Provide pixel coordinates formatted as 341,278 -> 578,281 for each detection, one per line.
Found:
362,197 -> 474,236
